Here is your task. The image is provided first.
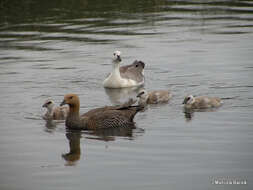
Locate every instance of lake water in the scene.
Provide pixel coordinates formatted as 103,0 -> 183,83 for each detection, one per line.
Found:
0,0 -> 253,189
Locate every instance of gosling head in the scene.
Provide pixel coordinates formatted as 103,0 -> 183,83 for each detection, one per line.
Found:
60,94 -> 80,108
182,95 -> 195,105
133,60 -> 145,69
137,90 -> 149,105
42,99 -> 55,110
112,50 -> 122,63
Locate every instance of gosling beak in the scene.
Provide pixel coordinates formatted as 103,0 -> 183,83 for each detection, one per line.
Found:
42,103 -> 47,108
117,55 -> 122,62
60,99 -> 66,106
137,91 -> 144,98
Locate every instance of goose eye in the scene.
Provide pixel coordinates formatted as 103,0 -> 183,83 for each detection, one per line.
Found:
135,64 -> 138,67
187,97 -> 191,101
69,96 -> 73,99
47,101 -> 52,105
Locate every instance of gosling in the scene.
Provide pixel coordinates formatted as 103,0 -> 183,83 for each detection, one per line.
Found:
42,99 -> 69,120
182,95 -> 222,109
137,89 -> 172,106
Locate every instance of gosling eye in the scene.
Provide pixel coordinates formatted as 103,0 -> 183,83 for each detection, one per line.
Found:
187,97 -> 191,101
135,64 -> 138,67
47,101 -> 52,105
69,96 -> 73,99
113,53 -> 116,56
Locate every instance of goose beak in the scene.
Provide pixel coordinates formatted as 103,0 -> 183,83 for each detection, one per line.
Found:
182,99 -> 187,104
42,103 -> 47,108
60,99 -> 66,106
117,55 -> 122,62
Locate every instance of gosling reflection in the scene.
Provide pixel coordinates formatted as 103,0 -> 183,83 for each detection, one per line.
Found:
62,132 -> 81,166
183,108 -> 194,122
104,86 -> 142,105
44,120 -> 57,133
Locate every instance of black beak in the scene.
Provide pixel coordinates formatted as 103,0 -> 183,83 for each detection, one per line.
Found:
60,99 -> 66,106
138,61 -> 145,68
42,103 -> 46,108
117,55 -> 121,62
182,98 -> 187,104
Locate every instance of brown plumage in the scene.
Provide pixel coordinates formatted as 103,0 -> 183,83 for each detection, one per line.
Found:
182,95 -> 222,109
60,94 -> 142,130
42,99 -> 69,120
137,89 -> 172,106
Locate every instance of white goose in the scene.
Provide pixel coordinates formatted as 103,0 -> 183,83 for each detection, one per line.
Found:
103,51 -> 145,88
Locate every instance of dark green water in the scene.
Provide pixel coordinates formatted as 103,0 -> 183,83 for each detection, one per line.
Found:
0,0 -> 253,189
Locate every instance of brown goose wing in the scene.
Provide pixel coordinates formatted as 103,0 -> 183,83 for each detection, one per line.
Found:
86,110 -> 135,130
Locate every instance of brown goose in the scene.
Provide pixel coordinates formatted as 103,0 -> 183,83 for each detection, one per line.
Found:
182,95 -> 222,109
42,99 -> 69,120
103,50 -> 145,88
60,94 -> 143,130
137,89 -> 172,106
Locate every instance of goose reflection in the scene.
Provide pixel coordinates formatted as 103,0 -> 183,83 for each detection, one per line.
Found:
85,124 -> 144,141
62,131 -> 81,166
104,86 -> 142,105
62,125 -> 144,166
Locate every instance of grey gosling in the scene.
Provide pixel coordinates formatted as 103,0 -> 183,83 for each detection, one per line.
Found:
137,89 -> 172,106
43,99 -> 69,120
182,95 -> 222,109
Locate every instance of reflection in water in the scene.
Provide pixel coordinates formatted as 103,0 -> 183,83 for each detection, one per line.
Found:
44,120 -> 57,133
62,132 -> 81,166
104,86 -> 143,105
183,107 -> 222,121
183,108 -> 194,122
85,125 -> 144,141
62,126 -> 144,165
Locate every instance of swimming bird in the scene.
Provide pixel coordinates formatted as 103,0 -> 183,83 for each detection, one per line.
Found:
103,51 -> 145,88
137,89 -> 172,106
60,93 -> 143,130
182,95 -> 222,109
42,99 -> 69,120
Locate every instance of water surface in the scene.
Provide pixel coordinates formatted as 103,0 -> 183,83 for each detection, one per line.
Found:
0,0 -> 253,189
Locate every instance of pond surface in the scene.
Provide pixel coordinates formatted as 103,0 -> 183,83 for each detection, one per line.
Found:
0,0 -> 253,189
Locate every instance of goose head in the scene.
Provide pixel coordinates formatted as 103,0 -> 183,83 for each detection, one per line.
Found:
60,94 -> 80,108
182,95 -> 195,105
133,60 -> 145,69
43,99 -> 55,111
112,50 -> 122,63
137,90 -> 149,105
